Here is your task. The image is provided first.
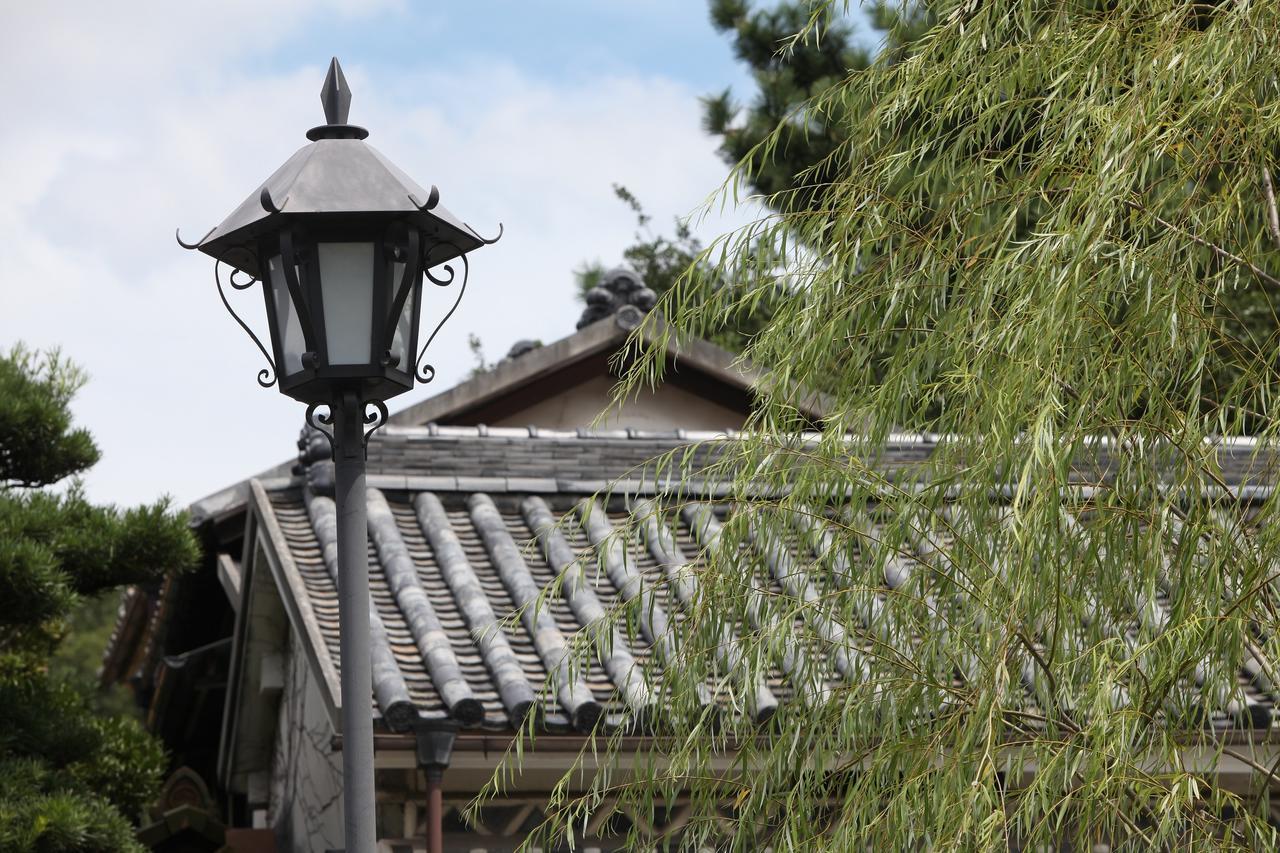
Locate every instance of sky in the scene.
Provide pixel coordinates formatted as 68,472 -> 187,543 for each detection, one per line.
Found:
0,1 -> 866,508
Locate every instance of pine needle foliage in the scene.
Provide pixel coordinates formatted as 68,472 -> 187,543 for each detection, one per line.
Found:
0,344 -> 200,853
496,2 -> 1280,849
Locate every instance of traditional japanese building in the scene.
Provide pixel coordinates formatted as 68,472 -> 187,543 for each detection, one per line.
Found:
103,270 -> 1280,852
103,272 -> 825,851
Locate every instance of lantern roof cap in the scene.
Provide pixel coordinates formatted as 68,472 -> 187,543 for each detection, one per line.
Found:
188,58 -> 492,278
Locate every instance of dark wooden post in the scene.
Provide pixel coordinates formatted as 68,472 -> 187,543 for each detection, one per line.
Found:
425,767 -> 444,853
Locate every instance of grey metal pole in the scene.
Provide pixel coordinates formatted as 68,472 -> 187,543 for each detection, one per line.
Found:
333,389 -> 375,853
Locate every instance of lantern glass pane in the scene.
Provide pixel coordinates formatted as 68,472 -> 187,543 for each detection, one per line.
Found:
267,254 -> 306,377
389,261 -> 416,370
317,242 -> 375,365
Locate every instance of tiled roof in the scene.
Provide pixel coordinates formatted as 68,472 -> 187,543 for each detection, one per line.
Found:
249,427 -> 1280,737
261,482 -> 768,733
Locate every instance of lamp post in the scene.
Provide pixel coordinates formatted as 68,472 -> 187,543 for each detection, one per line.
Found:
180,58 -> 499,853
412,717 -> 458,853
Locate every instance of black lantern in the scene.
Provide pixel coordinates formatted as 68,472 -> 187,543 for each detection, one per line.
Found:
181,58 -> 499,406
181,59 -> 499,853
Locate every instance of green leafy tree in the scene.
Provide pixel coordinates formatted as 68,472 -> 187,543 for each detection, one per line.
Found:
576,185 -> 780,351
576,186 -> 709,303
708,0 -> 1280,409
514,1 -> 1280,849
0,345 -> 200,853
571,3 -> 904,354
705,0 -> 934,212
49,591 -> 145,719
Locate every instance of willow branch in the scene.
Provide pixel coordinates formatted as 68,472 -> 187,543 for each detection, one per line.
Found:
1221,747 -> 1280,788
1138,204 -> 1280,289
1263,162 -> 1280,250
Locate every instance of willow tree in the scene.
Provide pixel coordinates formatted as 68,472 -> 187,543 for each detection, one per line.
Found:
502,1 -> 1280,850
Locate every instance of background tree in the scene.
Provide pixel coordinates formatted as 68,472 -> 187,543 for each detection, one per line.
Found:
575,185 -> 780,351
704,0 -> 869,213
708,0 -> 1280,411
518,1 -> 1280,849
571,3 -> 924,355
576,186 -> 704,302
0,345 -> 200,853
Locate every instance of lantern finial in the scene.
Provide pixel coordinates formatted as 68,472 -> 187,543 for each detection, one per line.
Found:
307,58 -> 368,141
321,57 -> 352,126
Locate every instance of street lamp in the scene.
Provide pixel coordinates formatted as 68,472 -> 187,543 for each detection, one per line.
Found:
179,58 -> 499,853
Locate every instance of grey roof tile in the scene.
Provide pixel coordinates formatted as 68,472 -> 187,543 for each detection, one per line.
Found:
505,477 -> 559,493
255,430 -> 1280,735
414,492 -> 536,723
304,490 -> 416,732
522,496 -> 655,715
470,494 -> 601,730
455,476 -> 508,493
367,489 -> 481,724
402,476 -> 459,492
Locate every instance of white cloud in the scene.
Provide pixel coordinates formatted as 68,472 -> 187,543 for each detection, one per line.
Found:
0,4 -> 757,507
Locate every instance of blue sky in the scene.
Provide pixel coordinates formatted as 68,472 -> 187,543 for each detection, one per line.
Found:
260,3 -> 756,92
0,1 -> 871,507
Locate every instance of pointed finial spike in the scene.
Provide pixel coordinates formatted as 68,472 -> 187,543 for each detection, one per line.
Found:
321,57 -> 352,126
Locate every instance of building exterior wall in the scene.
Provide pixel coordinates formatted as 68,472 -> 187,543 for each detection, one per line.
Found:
491,374 -> 746,432
269,628 -> 344,852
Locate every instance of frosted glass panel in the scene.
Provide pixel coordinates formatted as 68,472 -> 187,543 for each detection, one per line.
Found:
317,242 -> 374,364
267,254 -> 306,377
388,261 -> 415,369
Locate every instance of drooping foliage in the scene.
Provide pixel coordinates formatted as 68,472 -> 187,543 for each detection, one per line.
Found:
503,1 -> 1280,849
705,0 -> 1280,404
0,345 -> 200,853
573,2 -> 913,354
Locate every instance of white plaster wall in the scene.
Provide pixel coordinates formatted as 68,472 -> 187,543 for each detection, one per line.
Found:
491,375 -> 745,432
269,629 -> 344,852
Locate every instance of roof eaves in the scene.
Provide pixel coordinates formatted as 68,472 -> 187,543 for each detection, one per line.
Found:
248,480 -> 341,724
216,509 -> 255,788
187,458 -> 296,528
98,585 -> 148,688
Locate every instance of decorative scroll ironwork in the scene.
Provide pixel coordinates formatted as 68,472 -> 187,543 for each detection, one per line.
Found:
415,223 -> 502,382
408,186 -> 440,211
305,399 -> 387,459
465,222 -> 504,245
305,402 -> 335,457
214,258 -> 276,388
415,251 -> 467,384
177,228 -> 277,388
175,226 -> 214,250
362,399 -> 390,450
307,399 -> 386,458
259,186 -> 286,214
415,231 -> 496,385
